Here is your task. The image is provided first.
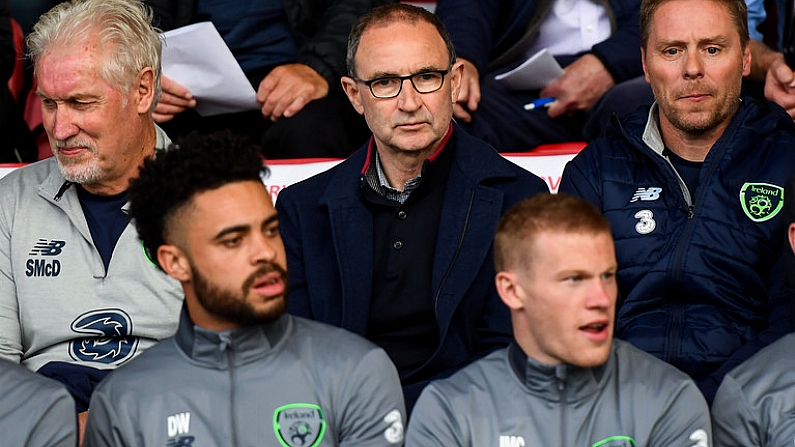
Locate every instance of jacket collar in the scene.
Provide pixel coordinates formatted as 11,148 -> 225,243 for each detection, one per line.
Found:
508,341 -> 610,402
622,95 -> 795,159
320,123 -> 518,206
174,305 -> 292,369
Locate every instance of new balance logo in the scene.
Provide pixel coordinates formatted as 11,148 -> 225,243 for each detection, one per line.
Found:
26,239 -> 65,277
28,239 -> 66,256
630,187 -> 662,203
499,435 -> 525,447
166,437 -> 194,447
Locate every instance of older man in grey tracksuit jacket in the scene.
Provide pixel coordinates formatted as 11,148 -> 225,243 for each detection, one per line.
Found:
712,332 -> 795,447
0,125 -> 183,410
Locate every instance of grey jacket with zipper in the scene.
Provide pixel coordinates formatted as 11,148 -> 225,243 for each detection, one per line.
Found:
84,309 -> 406,447
406,339 -> 711,447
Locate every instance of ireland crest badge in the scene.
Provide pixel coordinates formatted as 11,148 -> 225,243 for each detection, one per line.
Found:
274,403 -> 326,447
740,182 -> 784,222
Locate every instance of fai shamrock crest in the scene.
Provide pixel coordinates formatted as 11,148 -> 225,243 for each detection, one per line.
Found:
740,182 -> 784,222
274,404 -> 326,447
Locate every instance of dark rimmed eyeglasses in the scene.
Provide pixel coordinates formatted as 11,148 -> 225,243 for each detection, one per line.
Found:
354,68 -> 451,98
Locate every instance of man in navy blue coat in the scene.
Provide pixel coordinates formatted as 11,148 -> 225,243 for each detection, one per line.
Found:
276,4 -> 548,411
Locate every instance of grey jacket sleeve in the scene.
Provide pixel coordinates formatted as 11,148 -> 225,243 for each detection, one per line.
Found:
647,380 -> 712,447
83,382 -> 133,447
712,375 -> 761,447
404,384 -> 465,447
0,177 -> 21,363
338,348 -> 406,447
24,386 -> 79,447
0,361 -> 78,447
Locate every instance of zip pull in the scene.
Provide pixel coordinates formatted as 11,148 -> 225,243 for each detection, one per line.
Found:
687,205 -> 694,219
218,333 -> 232,351
555,364 -> 567,391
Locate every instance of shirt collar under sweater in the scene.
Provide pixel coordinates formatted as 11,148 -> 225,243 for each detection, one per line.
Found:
174,305 -> 291,369
508,341 -> 610,402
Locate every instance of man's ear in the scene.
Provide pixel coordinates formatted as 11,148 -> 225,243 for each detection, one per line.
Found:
157,244 -> 191,282
741,43 -> 751,77
135,67 -> 156,114
495,271 -> 524,310
341,76 -> 365,115
449,60 -> 464,104
788,223 -> 795,255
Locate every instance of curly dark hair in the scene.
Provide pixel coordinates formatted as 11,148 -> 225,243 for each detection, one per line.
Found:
128,130 -> 268,269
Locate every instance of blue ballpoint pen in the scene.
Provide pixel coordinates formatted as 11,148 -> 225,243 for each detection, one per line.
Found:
523,97 -> 555,111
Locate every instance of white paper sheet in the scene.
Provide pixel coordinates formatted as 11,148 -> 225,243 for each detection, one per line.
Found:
494,49 -> 564,91
160,22 -> 260,116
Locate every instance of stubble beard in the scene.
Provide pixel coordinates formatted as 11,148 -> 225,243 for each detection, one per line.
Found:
53,137 -> 104,184
191,261 -> 289,327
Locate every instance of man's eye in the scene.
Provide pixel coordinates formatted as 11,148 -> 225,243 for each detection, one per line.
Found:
373,78 -> 397,87
665,48 -> 679,56
706,47 -> 719,54
222,237 -> 242,247
265,225 -> 280,237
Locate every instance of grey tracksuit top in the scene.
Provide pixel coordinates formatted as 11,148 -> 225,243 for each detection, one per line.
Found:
712,332 -> 795,447
0,125 -> 182,371
0,358 -> 77,447
406,340 -> 711,447
84,310 -> 407,447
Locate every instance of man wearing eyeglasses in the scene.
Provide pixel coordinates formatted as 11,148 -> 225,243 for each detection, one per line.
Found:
276,3 -> 548,412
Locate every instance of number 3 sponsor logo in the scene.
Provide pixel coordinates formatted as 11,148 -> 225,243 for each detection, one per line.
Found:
634,210 -> 656,235
383,409 -> 404,444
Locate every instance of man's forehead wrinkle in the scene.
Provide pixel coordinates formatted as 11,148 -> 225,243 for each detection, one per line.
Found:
366,65 -> 442,79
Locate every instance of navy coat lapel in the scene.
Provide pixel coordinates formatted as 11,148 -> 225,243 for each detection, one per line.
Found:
432,133 -> 513,336
320,150 -> 374,335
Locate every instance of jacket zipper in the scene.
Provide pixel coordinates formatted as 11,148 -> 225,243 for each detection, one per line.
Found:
222,337 -> 239,447
663,159 -> 693,365
556,365 -> 568,447
433,188 -> 475,316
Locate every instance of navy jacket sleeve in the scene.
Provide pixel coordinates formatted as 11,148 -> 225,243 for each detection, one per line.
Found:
274,188 -> 313,319
434,0 -> 501,75
702,244 -> 794,402
590,0 -> 643,83
558,149 -> 604,209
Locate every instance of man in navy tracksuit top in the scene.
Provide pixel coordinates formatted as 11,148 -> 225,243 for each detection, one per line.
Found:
560,0 -> 795,401
406,194 -> 711,447
84,132 -> 406,447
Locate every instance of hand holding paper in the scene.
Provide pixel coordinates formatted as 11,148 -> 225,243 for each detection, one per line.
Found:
494,49 -> 564,91
160,22 -> 260,117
